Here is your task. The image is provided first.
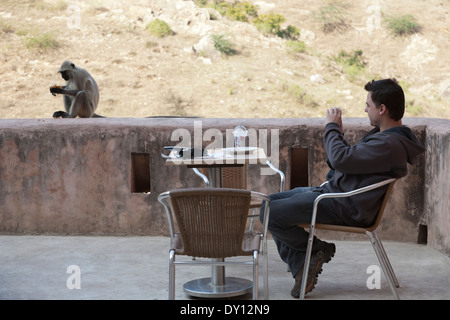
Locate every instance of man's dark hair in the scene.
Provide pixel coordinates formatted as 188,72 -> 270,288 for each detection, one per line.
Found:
364,78 -> 405,121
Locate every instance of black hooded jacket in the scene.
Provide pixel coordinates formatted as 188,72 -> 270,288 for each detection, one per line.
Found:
318,123 -> 425,227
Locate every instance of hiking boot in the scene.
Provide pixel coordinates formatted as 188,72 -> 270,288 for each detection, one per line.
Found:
290,242 -> 336,298
291,251 -> 325,298
322,241 -> 336,263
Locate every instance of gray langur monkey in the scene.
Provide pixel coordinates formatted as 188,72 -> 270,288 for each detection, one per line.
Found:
50,60 -> 103,118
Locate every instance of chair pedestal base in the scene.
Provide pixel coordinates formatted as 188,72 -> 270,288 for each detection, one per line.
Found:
183,277 -> 252,298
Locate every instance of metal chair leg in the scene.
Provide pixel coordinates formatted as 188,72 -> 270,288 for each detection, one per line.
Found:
169,250 -> 175,300
367,231 -> 400,300
263,251 -> 269,300
260,237 -> 269,300
369,231 -> 398,288
371,230 -> 400,287
253,250 -> 259,300
299,224 -> 316,300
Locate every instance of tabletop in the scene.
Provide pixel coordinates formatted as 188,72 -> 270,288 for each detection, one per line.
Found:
165,147 -> 267,167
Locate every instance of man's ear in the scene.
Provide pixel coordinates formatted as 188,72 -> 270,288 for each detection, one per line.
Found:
379,104 -> 387,115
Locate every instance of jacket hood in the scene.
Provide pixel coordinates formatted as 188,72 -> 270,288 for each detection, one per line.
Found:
384,126 -> 425,165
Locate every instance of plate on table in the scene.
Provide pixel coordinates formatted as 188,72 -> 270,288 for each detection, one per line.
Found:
224,147 -> 259,155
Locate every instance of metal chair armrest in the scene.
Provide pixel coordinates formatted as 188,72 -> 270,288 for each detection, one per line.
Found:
192,168 -> 210,187
266,160 -> 285,192
310,178 -> 396,226
157,191 -> 177,241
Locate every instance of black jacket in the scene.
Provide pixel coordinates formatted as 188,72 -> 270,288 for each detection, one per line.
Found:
319,123 -> 425,226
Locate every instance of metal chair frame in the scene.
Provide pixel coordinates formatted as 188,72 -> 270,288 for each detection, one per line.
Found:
193,160 -> 285,192
297,178 -> 400,300
158,188 -> 270,300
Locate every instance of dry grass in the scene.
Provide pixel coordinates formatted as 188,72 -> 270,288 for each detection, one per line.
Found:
0,0 -> 449,120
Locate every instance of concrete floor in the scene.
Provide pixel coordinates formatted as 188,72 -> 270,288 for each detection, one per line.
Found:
0,235 -> 448,300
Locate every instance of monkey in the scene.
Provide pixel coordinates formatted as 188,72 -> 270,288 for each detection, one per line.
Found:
50,60 -> 103,118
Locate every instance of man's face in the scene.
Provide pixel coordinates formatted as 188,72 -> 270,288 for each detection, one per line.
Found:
365,92 -> 380,127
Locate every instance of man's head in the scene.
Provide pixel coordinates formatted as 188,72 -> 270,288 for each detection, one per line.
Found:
364,78 -> 405,122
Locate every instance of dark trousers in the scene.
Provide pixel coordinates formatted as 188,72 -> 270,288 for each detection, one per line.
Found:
261,187 -> 345,277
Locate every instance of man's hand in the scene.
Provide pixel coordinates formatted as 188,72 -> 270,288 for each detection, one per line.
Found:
326,107 -> 344,133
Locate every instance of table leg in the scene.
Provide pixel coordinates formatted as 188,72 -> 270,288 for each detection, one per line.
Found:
209,167 -> 225,288
208,167 -> 223,188
183,274 -> 253,298
211,259 -> 225,286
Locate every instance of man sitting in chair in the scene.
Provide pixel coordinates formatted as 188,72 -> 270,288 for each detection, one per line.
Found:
262,78 -> 425,298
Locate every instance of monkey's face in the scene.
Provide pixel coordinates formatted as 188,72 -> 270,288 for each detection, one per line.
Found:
60,70 -> 71,81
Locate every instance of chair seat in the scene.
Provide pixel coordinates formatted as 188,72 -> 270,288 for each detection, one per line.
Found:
297,223 -> 370,234
171,230 -> 262,257
249,199 -> 263,209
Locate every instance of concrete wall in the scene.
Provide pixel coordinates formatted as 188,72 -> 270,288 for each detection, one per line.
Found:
423,121 -> 450,256
0,117 -> 448,255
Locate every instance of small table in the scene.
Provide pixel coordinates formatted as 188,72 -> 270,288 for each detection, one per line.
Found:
165,147 -> 267,298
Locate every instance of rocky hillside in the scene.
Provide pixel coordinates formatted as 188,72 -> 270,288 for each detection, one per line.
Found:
0,0 -> 449,119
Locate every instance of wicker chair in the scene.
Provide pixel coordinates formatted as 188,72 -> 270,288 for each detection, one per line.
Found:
158,188 -> 270,300
297,178 -> 399,300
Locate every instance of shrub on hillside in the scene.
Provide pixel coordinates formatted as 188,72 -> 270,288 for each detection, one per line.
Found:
316,2 -> 348,33
24,32 -> 60,51
252,13 -> 299,40
385,14 -> 421,36
211,34 -> 236,56
146,19 -> 173,37
334,50 -> 367,82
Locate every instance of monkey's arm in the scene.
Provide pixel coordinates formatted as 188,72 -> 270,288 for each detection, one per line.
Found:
61,89 -> 80,96
50,85 -> 80,97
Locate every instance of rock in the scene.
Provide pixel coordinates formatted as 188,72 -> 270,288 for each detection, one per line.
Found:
254,1 -> 275,14
400,35 -> 438,71
439,80 -> 450,101
310,74 -> 324,84
193,35 -> 220,60
299,28 -> 316,44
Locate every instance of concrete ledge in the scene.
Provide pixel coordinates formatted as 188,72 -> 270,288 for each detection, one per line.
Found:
0,117 -> 448,256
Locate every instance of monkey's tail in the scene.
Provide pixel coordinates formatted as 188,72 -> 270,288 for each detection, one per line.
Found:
92,113 -> 106,118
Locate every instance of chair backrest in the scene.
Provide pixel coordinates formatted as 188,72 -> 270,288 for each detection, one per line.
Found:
222,166 -> 247,189
366,179 -> 397,231
167,188 -> 252,258
199,166 -> 247,189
